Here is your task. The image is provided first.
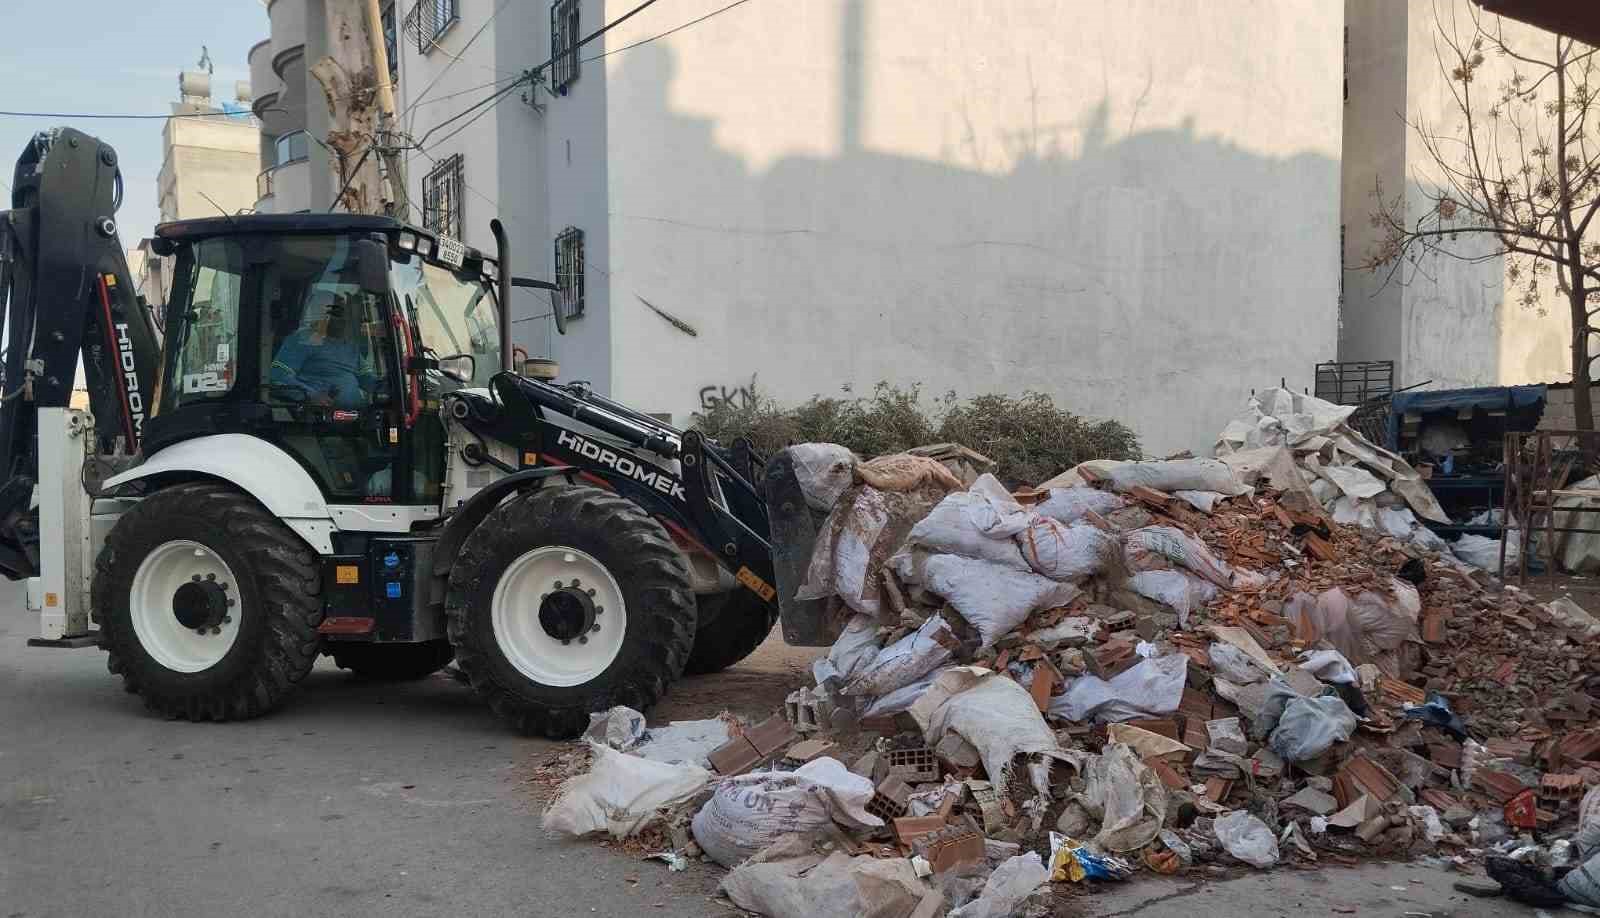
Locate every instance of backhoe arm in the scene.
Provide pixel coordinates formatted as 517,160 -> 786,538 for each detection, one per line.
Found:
0,128 -> 161,578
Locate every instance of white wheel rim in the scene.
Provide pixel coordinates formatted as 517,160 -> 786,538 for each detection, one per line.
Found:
129,540 -> 243,673
491,545 -> 626,687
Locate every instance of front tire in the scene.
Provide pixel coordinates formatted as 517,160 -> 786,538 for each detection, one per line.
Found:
445,484 -> 696,738
684,589 -> 778,675
92,482 -> 323,721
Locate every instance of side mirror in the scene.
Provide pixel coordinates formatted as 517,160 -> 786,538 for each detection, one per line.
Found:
354,239 -> 389,293
512,276 -> 565,336
437,353 -> 476,384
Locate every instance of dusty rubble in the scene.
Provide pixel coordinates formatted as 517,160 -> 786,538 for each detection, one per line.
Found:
537,390 -> 1600,917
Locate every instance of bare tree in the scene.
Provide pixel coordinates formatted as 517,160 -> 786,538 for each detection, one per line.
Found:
1364,4 -> 1600,431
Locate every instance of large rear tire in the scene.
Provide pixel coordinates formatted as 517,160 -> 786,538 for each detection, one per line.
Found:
330,640 -> 454,681
683,589 -> 778,675
445,484 -> 696,738
92,482 -> 323,721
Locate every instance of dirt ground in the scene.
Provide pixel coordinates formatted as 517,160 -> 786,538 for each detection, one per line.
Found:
655,633 -> 823,723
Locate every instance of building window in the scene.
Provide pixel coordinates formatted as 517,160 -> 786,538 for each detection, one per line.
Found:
382,1 -> 400,88
551,0 -> 580,95
554,227 -> 585,320
404,0 -> 458,53
422,154 -> 464,239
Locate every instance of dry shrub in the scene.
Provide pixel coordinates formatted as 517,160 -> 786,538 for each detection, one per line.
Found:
693,383 -> 1141,487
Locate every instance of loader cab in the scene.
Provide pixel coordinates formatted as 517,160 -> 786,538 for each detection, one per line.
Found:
145,214 -> 502,510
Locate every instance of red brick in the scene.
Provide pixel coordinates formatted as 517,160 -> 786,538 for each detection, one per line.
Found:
1474,769 -> 1530,804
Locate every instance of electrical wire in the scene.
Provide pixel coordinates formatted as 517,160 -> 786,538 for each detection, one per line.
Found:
413,77 -> 528,149
0,108 -> 284,120
402,0 -> 516,123
581,0 -> 756,64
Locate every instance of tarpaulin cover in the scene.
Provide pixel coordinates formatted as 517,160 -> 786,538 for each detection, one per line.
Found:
1386,385 -> 1545,450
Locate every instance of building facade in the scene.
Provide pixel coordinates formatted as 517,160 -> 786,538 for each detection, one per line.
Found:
258,0 -> 1349,455
1340,0 -> 1579,391
132,71 -> 258,307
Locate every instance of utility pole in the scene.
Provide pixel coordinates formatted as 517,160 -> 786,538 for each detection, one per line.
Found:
311,0 -> 385,214
362,0 -> 409,220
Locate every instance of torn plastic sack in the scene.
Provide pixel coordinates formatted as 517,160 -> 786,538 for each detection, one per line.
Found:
796,486 -> 892,615
949,853 -> 1049,918
1297,649 -> 1357,685
1035,487 -> 1124,524
584,706 -> 647,751
1051,652 -> 1188,723
788,443 -> 856,511
633,719 -> 733,768
1330,496 -> 1378,530
1105,723 -> 1190,760
855,453 -> 964,493
1128,569 -> 1217,628
1089,459 -> 1250,497
923,554 -> 1079,649
1575,787 -> 1600,856
1547,596 -> 1600,640
859,668 -> 940,719
966,473 -> 1036,536
1125,526 -> 1265,590
842,614 -> 955,697
1208,643 -> 1269,685
1215,810 -> 1280,868
1318,464 -> 1387,501
812,614 -> 882,689
1451,533 -> 1516,573
908,491 -> 1032,571
1233,677 -> 1300,739
1015,516 -> 1121,581
720,836 -> 926,918
1282,583 -> 1418,673
1399,692 -> 1468,741
1269,694 -> 1358,762
1073,742 -> 1167,852
917,671 -> 1067,796
1174,490 -> 1226,514
543,743 -> 712,839
691,757 -> 882,868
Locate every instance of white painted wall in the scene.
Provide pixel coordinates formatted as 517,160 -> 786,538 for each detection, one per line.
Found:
582,0 -> 1343,453
1342,0 -> 1576,390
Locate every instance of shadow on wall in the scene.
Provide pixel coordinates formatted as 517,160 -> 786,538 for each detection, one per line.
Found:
600,39 -> 1342,455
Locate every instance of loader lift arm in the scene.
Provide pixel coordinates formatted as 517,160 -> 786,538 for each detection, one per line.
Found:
0,128 -> 162,579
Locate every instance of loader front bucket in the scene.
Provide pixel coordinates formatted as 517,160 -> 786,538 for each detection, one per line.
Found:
760,448 -> 837,646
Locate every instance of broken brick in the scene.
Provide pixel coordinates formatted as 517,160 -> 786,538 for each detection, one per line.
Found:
1084,637 -> 1141,681
1484,737 -> 1534,764
1127,718 -> 1181,741
1427,743 -> 1463,769
1338,754 -> 1403,803
866,776 -> 912,822
1029,663 -> 1059,712
912,824 -> 985,873
707,736 -> 763,776
1145,757 -> 1187,790
782,738 -> 836,766
1204,777 -> 1234,803
884,747 -> 940,784
1474,769 -> 1530,804
745,715 -> 799,757
892,816 -> 946,848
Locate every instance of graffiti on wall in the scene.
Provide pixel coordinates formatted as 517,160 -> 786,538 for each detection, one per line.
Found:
698,379 -> 756,411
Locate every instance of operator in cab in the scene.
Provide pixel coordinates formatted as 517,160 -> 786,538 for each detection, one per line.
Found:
269,294 -> 376,409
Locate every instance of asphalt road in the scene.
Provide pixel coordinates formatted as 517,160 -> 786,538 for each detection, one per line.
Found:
0,580 -> 728,918
0,577 -> 1555,917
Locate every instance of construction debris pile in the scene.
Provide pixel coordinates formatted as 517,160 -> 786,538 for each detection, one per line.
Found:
539,389 -> 1600,917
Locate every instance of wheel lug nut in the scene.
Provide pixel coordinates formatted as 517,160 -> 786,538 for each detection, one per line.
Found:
589,623 -> 600,633
226,599 -> 235,607
210,627 -> 221,635
552,580 -> 563,589
191,575 -> 202,582
571,579 -> 581,587
222,616 -> 232,624
206,573 -> 216,581
560,638 -> 570,646
577,635 -> 588,644
586,588 -> 596,597
593,606 -> 603,615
